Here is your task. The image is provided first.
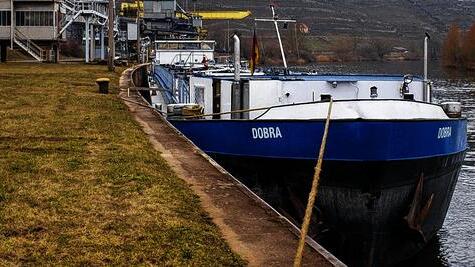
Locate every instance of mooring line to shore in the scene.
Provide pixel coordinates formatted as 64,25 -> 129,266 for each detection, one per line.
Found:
119,95 -> 166,115
294,98 -> 334,267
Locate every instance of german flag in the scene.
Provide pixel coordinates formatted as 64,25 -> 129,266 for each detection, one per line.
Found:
249,29 -> 260,75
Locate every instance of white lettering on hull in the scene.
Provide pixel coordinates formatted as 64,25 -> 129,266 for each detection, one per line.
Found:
438,127 -> 452,139
252,127 -> 283,139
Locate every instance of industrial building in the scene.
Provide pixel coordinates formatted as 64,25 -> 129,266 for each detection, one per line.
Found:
0,0 -> 62,62
0,0 -> 250,63
0,0 -> 110,62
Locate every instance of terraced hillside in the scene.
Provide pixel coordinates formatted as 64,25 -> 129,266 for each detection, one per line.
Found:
180,0 -> 475,40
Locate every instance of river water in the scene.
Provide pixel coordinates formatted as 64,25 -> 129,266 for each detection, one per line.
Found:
303,61 -> 474,266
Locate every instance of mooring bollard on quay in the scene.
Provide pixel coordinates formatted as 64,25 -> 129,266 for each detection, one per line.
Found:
96,78 -> 110,94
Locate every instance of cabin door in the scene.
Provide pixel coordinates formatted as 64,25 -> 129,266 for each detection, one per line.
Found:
241,82 -> 250,119
212,80 -> 221,119
231,81 -> 249,119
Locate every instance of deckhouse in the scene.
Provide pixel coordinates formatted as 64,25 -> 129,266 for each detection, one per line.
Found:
188,74 -> 429,119
154,39 -> 215,65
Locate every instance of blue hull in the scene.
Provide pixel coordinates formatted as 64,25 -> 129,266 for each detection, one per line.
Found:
169,119 -> 468,161
169,118 -> 468,265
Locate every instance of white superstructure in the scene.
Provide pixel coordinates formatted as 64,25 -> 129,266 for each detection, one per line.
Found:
154,40 -> 215,65
187,74 -> 439,120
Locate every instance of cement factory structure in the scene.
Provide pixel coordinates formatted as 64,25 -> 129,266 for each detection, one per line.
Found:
0,0 -> 249,63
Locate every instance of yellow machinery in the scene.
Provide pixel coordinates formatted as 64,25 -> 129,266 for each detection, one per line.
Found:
120,2 -> 251,21
118,1 -> 250,39
176,11 -> 252,20
177,11 -> 251,38
119,2 -> 144,17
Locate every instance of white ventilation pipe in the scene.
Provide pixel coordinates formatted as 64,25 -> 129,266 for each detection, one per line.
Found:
233,34 -> 241,82
424,33 -> 431,102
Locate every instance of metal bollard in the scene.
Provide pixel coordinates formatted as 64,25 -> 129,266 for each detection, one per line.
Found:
96,78 -> 110,94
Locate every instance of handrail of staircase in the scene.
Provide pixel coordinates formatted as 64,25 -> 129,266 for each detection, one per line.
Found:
59,0 -> 109,35
170,51 -> 196,66
14,30 -> 43,55
58,10 -> 83,35
184,52 -> 193,65
62,0 -> 76,11
14,29 -> 45,60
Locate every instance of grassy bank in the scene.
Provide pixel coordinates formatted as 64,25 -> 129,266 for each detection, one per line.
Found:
0,63 -> 244,266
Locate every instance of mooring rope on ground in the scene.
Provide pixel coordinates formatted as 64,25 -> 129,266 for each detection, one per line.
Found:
119,95 -> 166,115
294,99 -> 333,267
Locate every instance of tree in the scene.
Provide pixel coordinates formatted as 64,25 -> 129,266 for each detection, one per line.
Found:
462,22 -> 475,69
442,24 -> 462,67
370,38 -> 392,61
332,37 -> 356,62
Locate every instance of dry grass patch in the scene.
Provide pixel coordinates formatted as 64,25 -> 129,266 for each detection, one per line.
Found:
0,63 -> 244,266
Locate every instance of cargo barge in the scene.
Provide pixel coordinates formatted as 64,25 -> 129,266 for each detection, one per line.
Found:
139,4 -> 468,266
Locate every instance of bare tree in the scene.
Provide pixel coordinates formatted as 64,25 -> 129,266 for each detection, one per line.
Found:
442,24 -> 462,67
370,38 -> 392,61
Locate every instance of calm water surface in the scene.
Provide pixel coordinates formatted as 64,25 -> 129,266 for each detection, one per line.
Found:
307,61 -> 475,266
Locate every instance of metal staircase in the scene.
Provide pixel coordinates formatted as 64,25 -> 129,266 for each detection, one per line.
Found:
59,0 -> 109,35
8,1 -> 111,62
13,29 -> 47,62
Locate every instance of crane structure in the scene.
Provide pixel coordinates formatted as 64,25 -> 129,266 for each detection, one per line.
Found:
176,11 -> 251,20
115,0 -> 251,61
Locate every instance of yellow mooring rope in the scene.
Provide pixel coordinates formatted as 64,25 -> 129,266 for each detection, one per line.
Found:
294,99 -> 334,267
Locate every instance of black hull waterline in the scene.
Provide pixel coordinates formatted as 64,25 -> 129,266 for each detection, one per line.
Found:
210,151 -> 466,266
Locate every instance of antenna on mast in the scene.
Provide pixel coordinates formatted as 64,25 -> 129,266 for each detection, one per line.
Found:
255,4 -> 296,72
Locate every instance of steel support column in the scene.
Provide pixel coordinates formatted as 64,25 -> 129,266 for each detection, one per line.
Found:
100,26 -> 105,60
90,24 -> 95,61
10,0 -> 14,49
85,18 -> 89,63
107,0 -> 115,71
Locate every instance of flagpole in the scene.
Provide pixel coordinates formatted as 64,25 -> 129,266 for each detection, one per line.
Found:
250,28 -> 259,76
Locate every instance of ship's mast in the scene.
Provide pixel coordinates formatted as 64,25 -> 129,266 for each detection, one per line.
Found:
255,5 -> 296,71
424,32 -> 431,102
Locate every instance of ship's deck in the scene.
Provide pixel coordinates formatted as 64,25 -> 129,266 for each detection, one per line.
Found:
196,73 -> 424,82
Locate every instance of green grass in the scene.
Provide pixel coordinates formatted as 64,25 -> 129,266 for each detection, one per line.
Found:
0,63 -> 244,266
